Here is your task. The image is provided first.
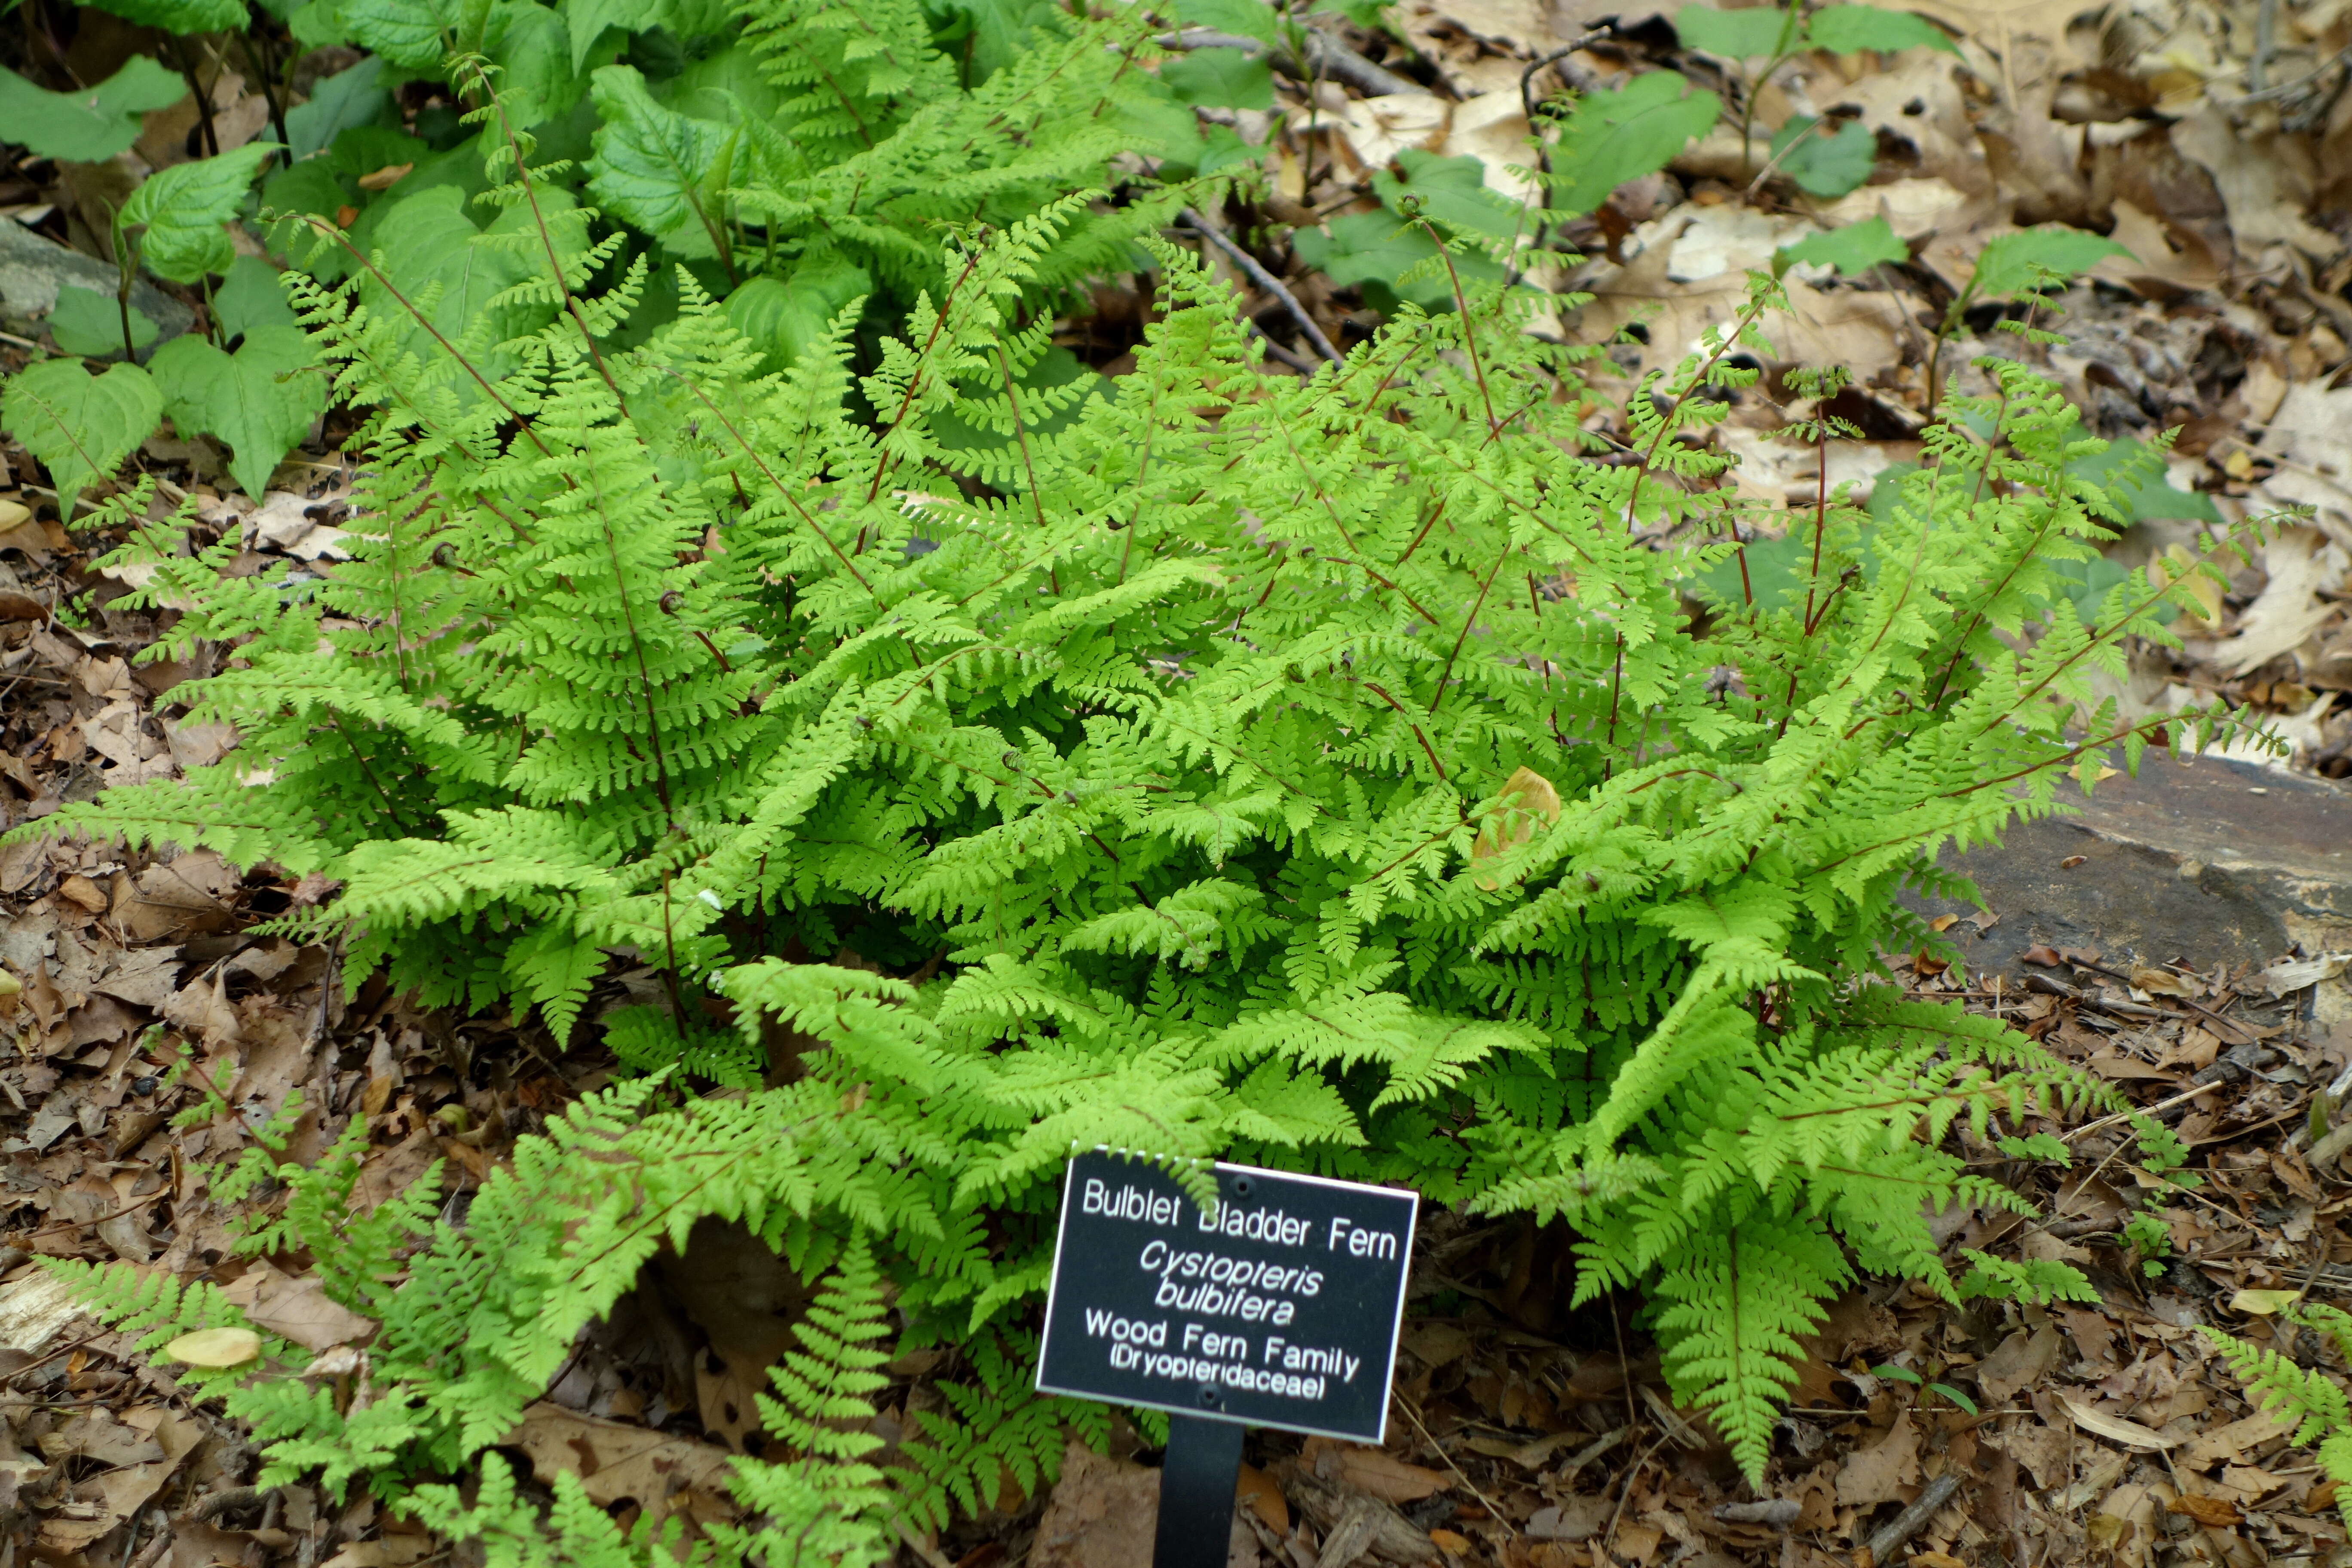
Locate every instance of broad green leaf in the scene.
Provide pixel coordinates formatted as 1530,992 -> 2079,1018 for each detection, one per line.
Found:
487,1 -> 588,125
288,0 -> 353,48
1197,123 -> 1262,178
1372,148 -> 1523,240
259,159 -> 351,262
286,56 -> 389,161
48,286 -> 157,359
327,125 -> 432,181
667,0 -> 732,35
1295,151 -> 1516,310
151,326 -> 326,499
2066,434 -> 2223,529
344,0 -> 485,70
1674,4 -> 1798,58
0,359 -> 161,510
0,58 -> 185,163
358,182 -> 565,377
1109,78 -> 1211,170
84,0 -> 245,30
1547,72 -> 1721,217
1771,115 -> 1875,197
1176,0 -> 1280,43
1160,47 -> 1274,110
1774,214 -> 1906,276
119,142 -> 277,285
214,256 -> 301,342
660,43 -> 785,123
1804,4 -> 1959,55
934,0 -> 1063,79
569,0 -> 670,70
931,346 -> 1108,453
1695,521 -> 1818,608
726,260 -> 872,376
1969,225 -> 2132,300
588,66 -> 736,258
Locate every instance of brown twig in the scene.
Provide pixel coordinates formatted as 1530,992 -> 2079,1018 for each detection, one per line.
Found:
1393,1391 -> 1511,1530
1599,1431 -> 1674,1562
1180,210 -> 1343,365
1854,1471 -> 1961,1567
2060,956 -> 2258,1046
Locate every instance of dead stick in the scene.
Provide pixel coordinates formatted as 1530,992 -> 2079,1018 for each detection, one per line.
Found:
1854,1472 -> 1961,1568
1180,209 -> 1344,366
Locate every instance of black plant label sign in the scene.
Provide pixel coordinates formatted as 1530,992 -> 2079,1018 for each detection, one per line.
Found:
1035,1149 -> 1419,1442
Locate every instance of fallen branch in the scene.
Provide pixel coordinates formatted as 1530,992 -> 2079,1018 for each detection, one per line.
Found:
1853,1472 -> 1961,1568
1159,27 -> 1418,98
1181,208 -> 1346,365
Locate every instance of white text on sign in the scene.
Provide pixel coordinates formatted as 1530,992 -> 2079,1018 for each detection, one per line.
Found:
1080,1178 -> 1403,1259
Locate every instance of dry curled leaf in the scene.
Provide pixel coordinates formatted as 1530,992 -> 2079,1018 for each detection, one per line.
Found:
1470,765 -> 1562,889
2059,1392 -> 2180,1450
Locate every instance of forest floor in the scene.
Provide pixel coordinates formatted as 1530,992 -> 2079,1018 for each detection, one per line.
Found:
1,0 -> 2351,1565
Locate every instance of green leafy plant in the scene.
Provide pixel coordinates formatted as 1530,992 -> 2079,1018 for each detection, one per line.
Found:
1292,147 -> 1527,310
1924,225 -> 2132,405
1775,214 -> 1908,277
12,55 -> 2288,1513
150,326 -> 328,498
1767,113 -> 1877,198
2129,1111 -> 2203,1187
47,288 -> 159,361
1957,1250 -> 2101,1306
2121,1210 -> 2173,1277
113,142 -> 282,356
6,0 -> 1216,496
1502,0 -> 1957,246
1867,1361 -> 1978,1415
0,56 -> 188,162
1674,0 -> 1957,173
1540,71 -> 1722,217
0,359 -> 162,512
2206,1304 -> 2352,1524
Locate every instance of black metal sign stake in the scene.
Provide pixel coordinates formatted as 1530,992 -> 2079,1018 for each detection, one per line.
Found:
1154,1412 -> 1245,1568
1035,1150 -> 1419,1568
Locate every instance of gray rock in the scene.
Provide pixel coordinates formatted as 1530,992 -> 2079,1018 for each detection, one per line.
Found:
1913,751 -> 2352,1023
0,219 -> 193,349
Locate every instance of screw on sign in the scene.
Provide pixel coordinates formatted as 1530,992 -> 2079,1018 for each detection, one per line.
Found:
1036,1150 -> 1419,1568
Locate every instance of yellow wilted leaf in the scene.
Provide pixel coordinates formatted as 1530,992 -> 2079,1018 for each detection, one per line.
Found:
2151,544 -> 2223,627
2228,1288 -> 2303,1316
163,1327 -> 262,1367
1471,766 -> 1562,890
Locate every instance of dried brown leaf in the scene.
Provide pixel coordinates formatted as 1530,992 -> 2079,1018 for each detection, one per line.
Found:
1835,1410 -> 1921,1507
247,1274 -> 376,1352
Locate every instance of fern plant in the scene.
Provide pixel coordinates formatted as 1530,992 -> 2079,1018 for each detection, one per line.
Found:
17,64 -> 2282,1521
2206,1305 -> 2352,1524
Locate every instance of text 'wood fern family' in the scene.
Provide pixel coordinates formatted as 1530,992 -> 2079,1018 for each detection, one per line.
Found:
27,92 -> 2279,1528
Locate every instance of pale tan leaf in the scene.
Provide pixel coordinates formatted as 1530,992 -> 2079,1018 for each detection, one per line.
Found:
162,1327 -> 262,1367
2228,1288 -> 2303,1315
2058,1393 -> 2179,1450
